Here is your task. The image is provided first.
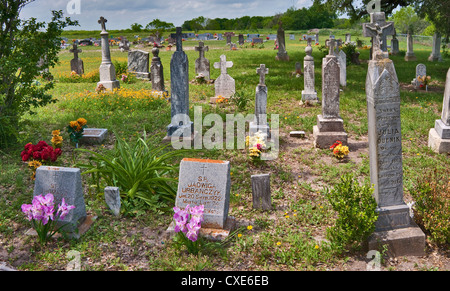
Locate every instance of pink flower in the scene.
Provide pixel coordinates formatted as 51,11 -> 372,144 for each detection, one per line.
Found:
173,205 -> 190,233
57,198 -> 76,220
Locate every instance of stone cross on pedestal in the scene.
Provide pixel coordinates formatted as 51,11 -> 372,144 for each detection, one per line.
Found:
69,43 -> 84,75
257,64 -> 269,86
325,38 -> 340,56
98,16 -> 107,32
214,55 -> 233,76
363,12 -> 395,59
195,41 -> 210,80
97,16 -> 120,91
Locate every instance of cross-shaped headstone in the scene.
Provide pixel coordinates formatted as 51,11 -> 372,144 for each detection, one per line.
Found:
70,43 -> 82,60
98,16 -> 107,32
195,42 -> 208,59
325,38 -> 340,56
363,12 -> 395,59
256,64 -> 269,86
175,27 -> 183,51
214,55 -> 233,75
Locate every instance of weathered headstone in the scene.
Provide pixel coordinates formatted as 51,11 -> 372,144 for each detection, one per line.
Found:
195,42 -> 210,80
33,166 -> 91,238
69,43 -> 84,75
411,63 -> 426,89
250,64 -> 270,138
337,50 -> 347,87
390,34 -> 400,55
238,34 -> 244,46
211,54 -> 235,103
128,50 -> 150,80
104,186 -> 121,216
364,12 -> 425,257
150,46 -> 166,92
173,158 -> 235,240
428,32 -> 443,62
404,32 -> 416,61
97,17 -> 120,91
80,128 -> 108,145
302,38 -> 318,102
275,22 -> 289,61
313,37 -> 348,148
119,37 -> 130,52
166,27 -> 193,139
362,12 -> 394,60
428,68 -> 450,153
251,174 -> 271,210
252,38 -> 264,44
225,33 -> 232,45
345,33 -> 351,44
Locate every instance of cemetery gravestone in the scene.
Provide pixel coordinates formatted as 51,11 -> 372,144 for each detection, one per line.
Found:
33,166 -> 92,238
238,34 -> 244,46
128,50 -> 150,80
150,46 -> 166,92
80,128 -> 108,145
411,64 -> 426,89
250,64 -> 270,138
428,68 -> 450,153
404,32 -> 416,61
302,38 -> 318,103
70,43 -> 84,75
104,186 -> 121,216
275,22 -> 289,61
252,38 -> 263,44
390,34 -> 399,55
97,17 -> 120,91
251,174 -> 271,210
338,50 -> 347,87
428,32 -> 443,62
195,42 -> 210,80
173,158 -> 235,240
364,12 -> 425,257
166,27 -> 194,139
211,54 -> 235,103
313,37 -> 348,149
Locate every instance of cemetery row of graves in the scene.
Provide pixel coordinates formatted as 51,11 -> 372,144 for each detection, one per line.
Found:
0,13 -> 449,271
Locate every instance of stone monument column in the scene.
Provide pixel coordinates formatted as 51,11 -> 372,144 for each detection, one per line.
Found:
97,17 -> 120,91
364,12 -> 425,256
249,64 -> 270,138
301,38 -> 318,103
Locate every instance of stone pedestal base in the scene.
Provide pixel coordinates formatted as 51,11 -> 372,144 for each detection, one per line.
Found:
301,91 -> 318,103
428,128 -> 450,154
97,80 -> 120,91
312,115 -> 347,149
368,226 -> 426,257
276,53 -> 290,61
404,54 -> 417,61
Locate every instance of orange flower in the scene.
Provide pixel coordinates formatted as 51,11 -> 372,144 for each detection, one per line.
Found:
69,121 -> 79,129
77,118 -> 87,127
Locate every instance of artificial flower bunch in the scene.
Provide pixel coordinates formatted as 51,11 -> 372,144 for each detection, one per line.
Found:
417,75 -> 431,88
173,204 -> 205,254
21,193 -> 75,243
330,140 -> 349,160
51,130 -> 63,149
246,131 -> 267,160
67,118 -> 87,145
28,160 -> 42,180
215,95 -> 228,104
21,141 -> 62,163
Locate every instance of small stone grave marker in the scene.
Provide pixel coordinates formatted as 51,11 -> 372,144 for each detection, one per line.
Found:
80,128 -> 108,145
251,174 -> 271,210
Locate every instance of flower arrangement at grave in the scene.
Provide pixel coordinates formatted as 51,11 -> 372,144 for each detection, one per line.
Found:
172,204 -> 205,255
246,131 -> 267,161
51,130 -> 63,149
21,193 -> 75,244
67,118 -> 88,146
121,74 -> 128,83
28,160 -> 42,180
215,95 -> 228,104
194,73 -> 207,84
21,141 -> 62,163
330,140 -> 349,160
417,75 -> 431,89
95,83 -> 106,93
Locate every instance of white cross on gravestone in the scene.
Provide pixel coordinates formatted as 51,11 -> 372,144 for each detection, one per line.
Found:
256,64 -> 269,86
98,16 -> 107,32
70,43 -> 82,59
195,41 -> 208,58
214,55 -> 233,75
363,12 -> 395,59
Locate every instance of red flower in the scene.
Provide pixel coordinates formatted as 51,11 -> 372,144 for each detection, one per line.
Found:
330,141 -> 342,150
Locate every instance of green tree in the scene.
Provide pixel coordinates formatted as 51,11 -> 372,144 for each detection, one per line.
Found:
413,0 -> 450,39
0,1 -> 78,148
130,23 -> 143,32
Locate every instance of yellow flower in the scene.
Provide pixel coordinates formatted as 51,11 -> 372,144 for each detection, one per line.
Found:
52,130 -> 60,136
69,121 -> 79,129
315,245 -> 319,249
238,233 -> 242,238
247,225 -> 253,230
51,135 -> 63,145
77,118 -> 87,127
28,160 -> 42,169
276,242 -> 281,246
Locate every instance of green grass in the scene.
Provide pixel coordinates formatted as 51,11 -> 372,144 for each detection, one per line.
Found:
1,28 -> 449,271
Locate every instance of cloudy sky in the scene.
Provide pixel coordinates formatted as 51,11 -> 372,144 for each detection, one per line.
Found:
20,0 -> 314,30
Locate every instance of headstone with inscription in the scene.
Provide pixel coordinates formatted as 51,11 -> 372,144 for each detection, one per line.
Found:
302,38 -> 318,102
411,63 -> 426,89
128,49 -> 150,80
150,46 -> 166,93
364,12 -> 425,257
428,68 -> 450,154
174,158 -> 234,239
275,22 -> 289,61
33,166 -> 91,237
313,37 -> 348,148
